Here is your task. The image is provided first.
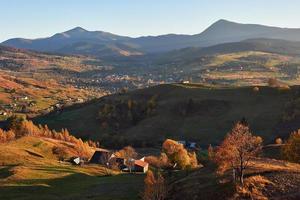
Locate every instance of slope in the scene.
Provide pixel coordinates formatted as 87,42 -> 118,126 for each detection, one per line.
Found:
0,136 -> 144,200
34,84 -> 297,147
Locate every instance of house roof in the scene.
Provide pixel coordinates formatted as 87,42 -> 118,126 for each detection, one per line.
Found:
89,150 -> 112,163
135,160 -> 148,168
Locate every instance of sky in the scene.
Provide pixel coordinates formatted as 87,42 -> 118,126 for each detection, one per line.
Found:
1,0 -> 300,42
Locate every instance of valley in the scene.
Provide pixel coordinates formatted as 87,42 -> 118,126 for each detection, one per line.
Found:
1,17 -> 300,200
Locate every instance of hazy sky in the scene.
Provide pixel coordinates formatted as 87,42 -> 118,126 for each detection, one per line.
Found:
1,0 -> 300,42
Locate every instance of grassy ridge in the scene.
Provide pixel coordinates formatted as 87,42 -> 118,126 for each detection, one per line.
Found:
35,84 -> 296,147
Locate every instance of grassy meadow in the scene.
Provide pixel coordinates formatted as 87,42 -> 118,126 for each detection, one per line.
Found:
0,137 -> 145,200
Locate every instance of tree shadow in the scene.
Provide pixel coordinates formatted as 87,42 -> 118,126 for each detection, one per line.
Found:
0,172 -> 144,200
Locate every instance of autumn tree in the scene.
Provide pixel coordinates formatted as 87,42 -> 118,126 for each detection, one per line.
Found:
215,122 -> 262,184
75,139 -> 90,159
6,130 -> 15,141
145,153 -> 171,169
282,130 -> 300,163
0,129 -> 6,143
143,170 -> 167,200
162,139 -> 198,169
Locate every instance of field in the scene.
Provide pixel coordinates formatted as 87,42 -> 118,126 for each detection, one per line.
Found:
0,137 -> 144,200
35,84 -> 298,147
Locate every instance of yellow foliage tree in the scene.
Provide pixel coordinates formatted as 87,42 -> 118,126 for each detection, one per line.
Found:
162,139 -> 198,169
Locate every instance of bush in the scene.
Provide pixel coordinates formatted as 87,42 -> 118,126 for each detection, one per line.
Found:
282,130 -> 300,163
275,138 -> 283,145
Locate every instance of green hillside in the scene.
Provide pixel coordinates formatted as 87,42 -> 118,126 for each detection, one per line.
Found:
34,84 -> 298,147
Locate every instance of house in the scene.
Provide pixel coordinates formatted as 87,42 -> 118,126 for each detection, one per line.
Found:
70,157 -> 84,165
188,142 -> 197,149
89,149 -> 113,165
111,156 -> 127,170
134,159 -> 149,173
177,140 -> 186,146
177,140 -> 198,150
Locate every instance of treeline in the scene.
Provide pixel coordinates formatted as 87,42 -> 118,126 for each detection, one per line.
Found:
98,95 -> 157,131
0,116 -> 99,157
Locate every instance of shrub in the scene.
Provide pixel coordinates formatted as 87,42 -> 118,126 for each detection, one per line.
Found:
282,130 -> 300,163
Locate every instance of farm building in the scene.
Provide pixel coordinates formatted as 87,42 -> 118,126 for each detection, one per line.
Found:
89,150 -> 149,173
134,159 -> 149,173
89,149 -> 113,165
70,157 -> 84,165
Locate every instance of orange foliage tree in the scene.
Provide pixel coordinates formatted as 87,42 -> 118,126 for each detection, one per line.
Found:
143,170 -> 167,200
2,117 -> 98,159
145,153 -> 171,169
0,129 -> 15,143
215,122 -> 262,184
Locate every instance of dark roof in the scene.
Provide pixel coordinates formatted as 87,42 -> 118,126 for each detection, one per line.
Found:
89,150 -> 112,164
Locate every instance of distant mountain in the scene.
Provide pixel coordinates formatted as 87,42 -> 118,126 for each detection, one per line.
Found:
2,27 -> 139,58
156,38 -> 300,64
195,19 -> 300,46
4,20 -> 300,55
133,20 -> 300,52
56,41 -> 143,57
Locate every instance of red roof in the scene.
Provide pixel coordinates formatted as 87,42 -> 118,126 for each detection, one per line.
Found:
134,160 -> 148,167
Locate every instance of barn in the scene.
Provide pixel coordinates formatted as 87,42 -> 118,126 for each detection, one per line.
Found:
89,149 -> 113,165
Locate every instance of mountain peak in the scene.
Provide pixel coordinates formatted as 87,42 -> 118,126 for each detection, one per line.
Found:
65,27 -> 88,34
211,19 -> 237,27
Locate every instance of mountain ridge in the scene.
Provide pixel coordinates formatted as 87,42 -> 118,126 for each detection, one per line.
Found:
4,19 -> 300,55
